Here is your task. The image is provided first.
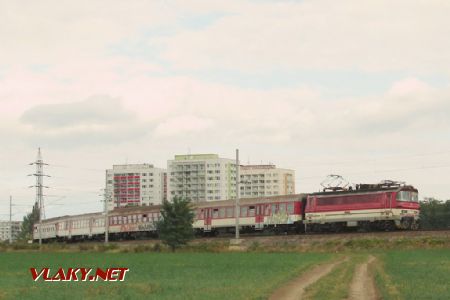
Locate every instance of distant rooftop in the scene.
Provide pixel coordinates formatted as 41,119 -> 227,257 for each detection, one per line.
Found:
240,164 -> 276,170
174,154 -> 219,161
112,163 -> 155,169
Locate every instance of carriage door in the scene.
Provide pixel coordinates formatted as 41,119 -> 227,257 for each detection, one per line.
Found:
68,220 -> 72,239
255,204 -> 264,230
204,208 -> 212,232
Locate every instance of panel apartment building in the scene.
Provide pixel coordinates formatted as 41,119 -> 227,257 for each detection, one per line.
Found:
105,164 -> 167,210
240,164 -> 295,198
168,154 -> 237,202
0,221 -> 22,242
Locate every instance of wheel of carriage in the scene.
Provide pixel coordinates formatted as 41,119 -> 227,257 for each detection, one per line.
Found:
383,220 -> 396,231
331,222 -> 344,233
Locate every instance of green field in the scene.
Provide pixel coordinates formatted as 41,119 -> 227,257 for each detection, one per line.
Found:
0,252 -> 330,300
375,249 -> 450,300
1,248 -> 449,300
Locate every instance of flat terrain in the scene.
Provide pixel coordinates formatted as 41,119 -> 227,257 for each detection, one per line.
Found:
375,249 -> 450,300
1,233 -> 449,300
0,252 -> 329,300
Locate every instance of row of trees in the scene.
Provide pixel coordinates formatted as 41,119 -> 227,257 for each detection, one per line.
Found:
418,199 -> 450,230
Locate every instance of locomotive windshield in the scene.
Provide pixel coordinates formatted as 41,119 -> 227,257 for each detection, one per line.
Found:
396,191 -> 419,202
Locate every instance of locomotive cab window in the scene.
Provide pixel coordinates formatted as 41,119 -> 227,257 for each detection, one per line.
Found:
397,191 -> 418,202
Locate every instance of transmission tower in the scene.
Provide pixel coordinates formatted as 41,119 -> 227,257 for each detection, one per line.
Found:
29,148 -> 49,246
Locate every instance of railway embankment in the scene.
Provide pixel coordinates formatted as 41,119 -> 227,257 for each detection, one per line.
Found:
2,230 -> 450,253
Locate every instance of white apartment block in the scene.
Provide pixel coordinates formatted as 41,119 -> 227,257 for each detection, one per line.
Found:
0,221 -> 22,242
240,165 -> 295,198
106,164 -> 167,210
168,154 -> 237,202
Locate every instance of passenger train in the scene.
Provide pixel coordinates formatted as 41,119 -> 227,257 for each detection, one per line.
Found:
33,181 -> 420,242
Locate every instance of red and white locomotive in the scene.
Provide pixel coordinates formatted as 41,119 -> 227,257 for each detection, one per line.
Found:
304,181 -> 420,232
33,181 -> 420,242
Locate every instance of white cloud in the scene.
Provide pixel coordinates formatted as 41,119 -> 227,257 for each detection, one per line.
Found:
16,95 -> 150,147
154,115 -> 214,137
2,1 -> 450,219
158,0 -> 450,74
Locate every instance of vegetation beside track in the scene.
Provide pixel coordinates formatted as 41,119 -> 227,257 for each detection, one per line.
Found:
2,230 -> 450,254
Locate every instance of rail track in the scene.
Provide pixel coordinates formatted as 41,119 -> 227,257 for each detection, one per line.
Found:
103,229 -> 450,246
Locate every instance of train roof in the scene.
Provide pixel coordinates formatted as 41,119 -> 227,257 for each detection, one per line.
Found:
195,193 -> 306,208
37,211 -> 103,224
310,184 -> 418,196
109,194 -> 307,213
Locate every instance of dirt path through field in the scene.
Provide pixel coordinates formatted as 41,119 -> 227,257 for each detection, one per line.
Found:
348,255 -> 378,300
268,258 -> 344,300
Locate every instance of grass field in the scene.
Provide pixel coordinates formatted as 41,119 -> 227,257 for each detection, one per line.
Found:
0,252 -> 330,300
375,249 -> 450,300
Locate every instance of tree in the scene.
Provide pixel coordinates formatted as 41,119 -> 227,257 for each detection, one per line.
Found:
419,198 -> 450,229
157,197 -> 195,251
18,202 -> 40,241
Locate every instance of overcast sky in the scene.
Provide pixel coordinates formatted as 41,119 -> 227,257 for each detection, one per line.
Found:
1,0 -> 450,220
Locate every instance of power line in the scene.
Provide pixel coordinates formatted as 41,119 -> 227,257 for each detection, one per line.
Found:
29,147 -> 49,247
294,149 -> 450,168
297,163 -> 450,181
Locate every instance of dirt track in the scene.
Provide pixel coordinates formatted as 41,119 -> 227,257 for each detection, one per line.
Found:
348,256 -> 378,300
268,258 -> 345,300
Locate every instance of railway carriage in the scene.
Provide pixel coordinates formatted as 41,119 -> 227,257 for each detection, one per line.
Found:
107,206 -> 161,239
194,194 -> 305,234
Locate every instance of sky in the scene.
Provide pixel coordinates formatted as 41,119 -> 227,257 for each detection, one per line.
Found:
1,0 -> 450,220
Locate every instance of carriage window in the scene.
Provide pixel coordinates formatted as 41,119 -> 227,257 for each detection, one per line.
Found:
248,206 -> 255,217
241,206 -> 248,217
213,209 -> 219,218
265,205 -> 271,215
287,203 -> 294,214
219,208 -> 225,218
272,204 -> 277,214
279,203 -> 286,213
226,207 -> 233,218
